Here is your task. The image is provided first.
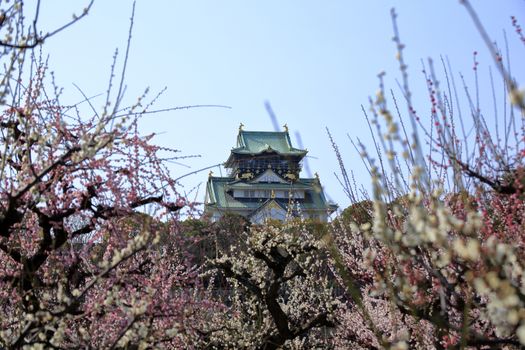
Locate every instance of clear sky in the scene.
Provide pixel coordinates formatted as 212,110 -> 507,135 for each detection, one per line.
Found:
35,1 -> 525,211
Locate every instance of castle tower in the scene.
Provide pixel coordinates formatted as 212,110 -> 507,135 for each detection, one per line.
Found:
204,125 -> 337,223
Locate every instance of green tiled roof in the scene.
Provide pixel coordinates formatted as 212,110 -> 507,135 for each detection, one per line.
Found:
206,177 -> 259,210
231,131 -> 307,156
225,181 -> 313,190
205,176 -> 336,212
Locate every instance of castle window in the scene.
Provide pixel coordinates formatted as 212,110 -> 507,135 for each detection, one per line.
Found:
243,190 -> 256,198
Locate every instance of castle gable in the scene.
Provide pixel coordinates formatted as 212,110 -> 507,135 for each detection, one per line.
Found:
252,169 -> 288,184
250,200 -> 287,224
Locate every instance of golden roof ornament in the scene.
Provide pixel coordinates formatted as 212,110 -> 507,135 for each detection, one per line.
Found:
208,170 -> 214,178
283,123 -> 288,132
315,172 -> 320,181
239,122 -> 244,131
271,189 -> 276,199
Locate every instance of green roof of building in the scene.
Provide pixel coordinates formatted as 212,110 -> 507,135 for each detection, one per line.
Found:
205,176 -> 337,212
231,131 -> 307,157
225,181 -> 313,190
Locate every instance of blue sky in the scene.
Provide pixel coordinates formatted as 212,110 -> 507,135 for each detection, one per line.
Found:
36,1 -> 525,211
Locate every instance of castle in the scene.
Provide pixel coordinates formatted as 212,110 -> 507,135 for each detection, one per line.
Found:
204,124 -> 337,223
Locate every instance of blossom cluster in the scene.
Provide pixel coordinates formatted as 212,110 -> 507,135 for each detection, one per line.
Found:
327,9 -> 525,348
204,221 -> 338,349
